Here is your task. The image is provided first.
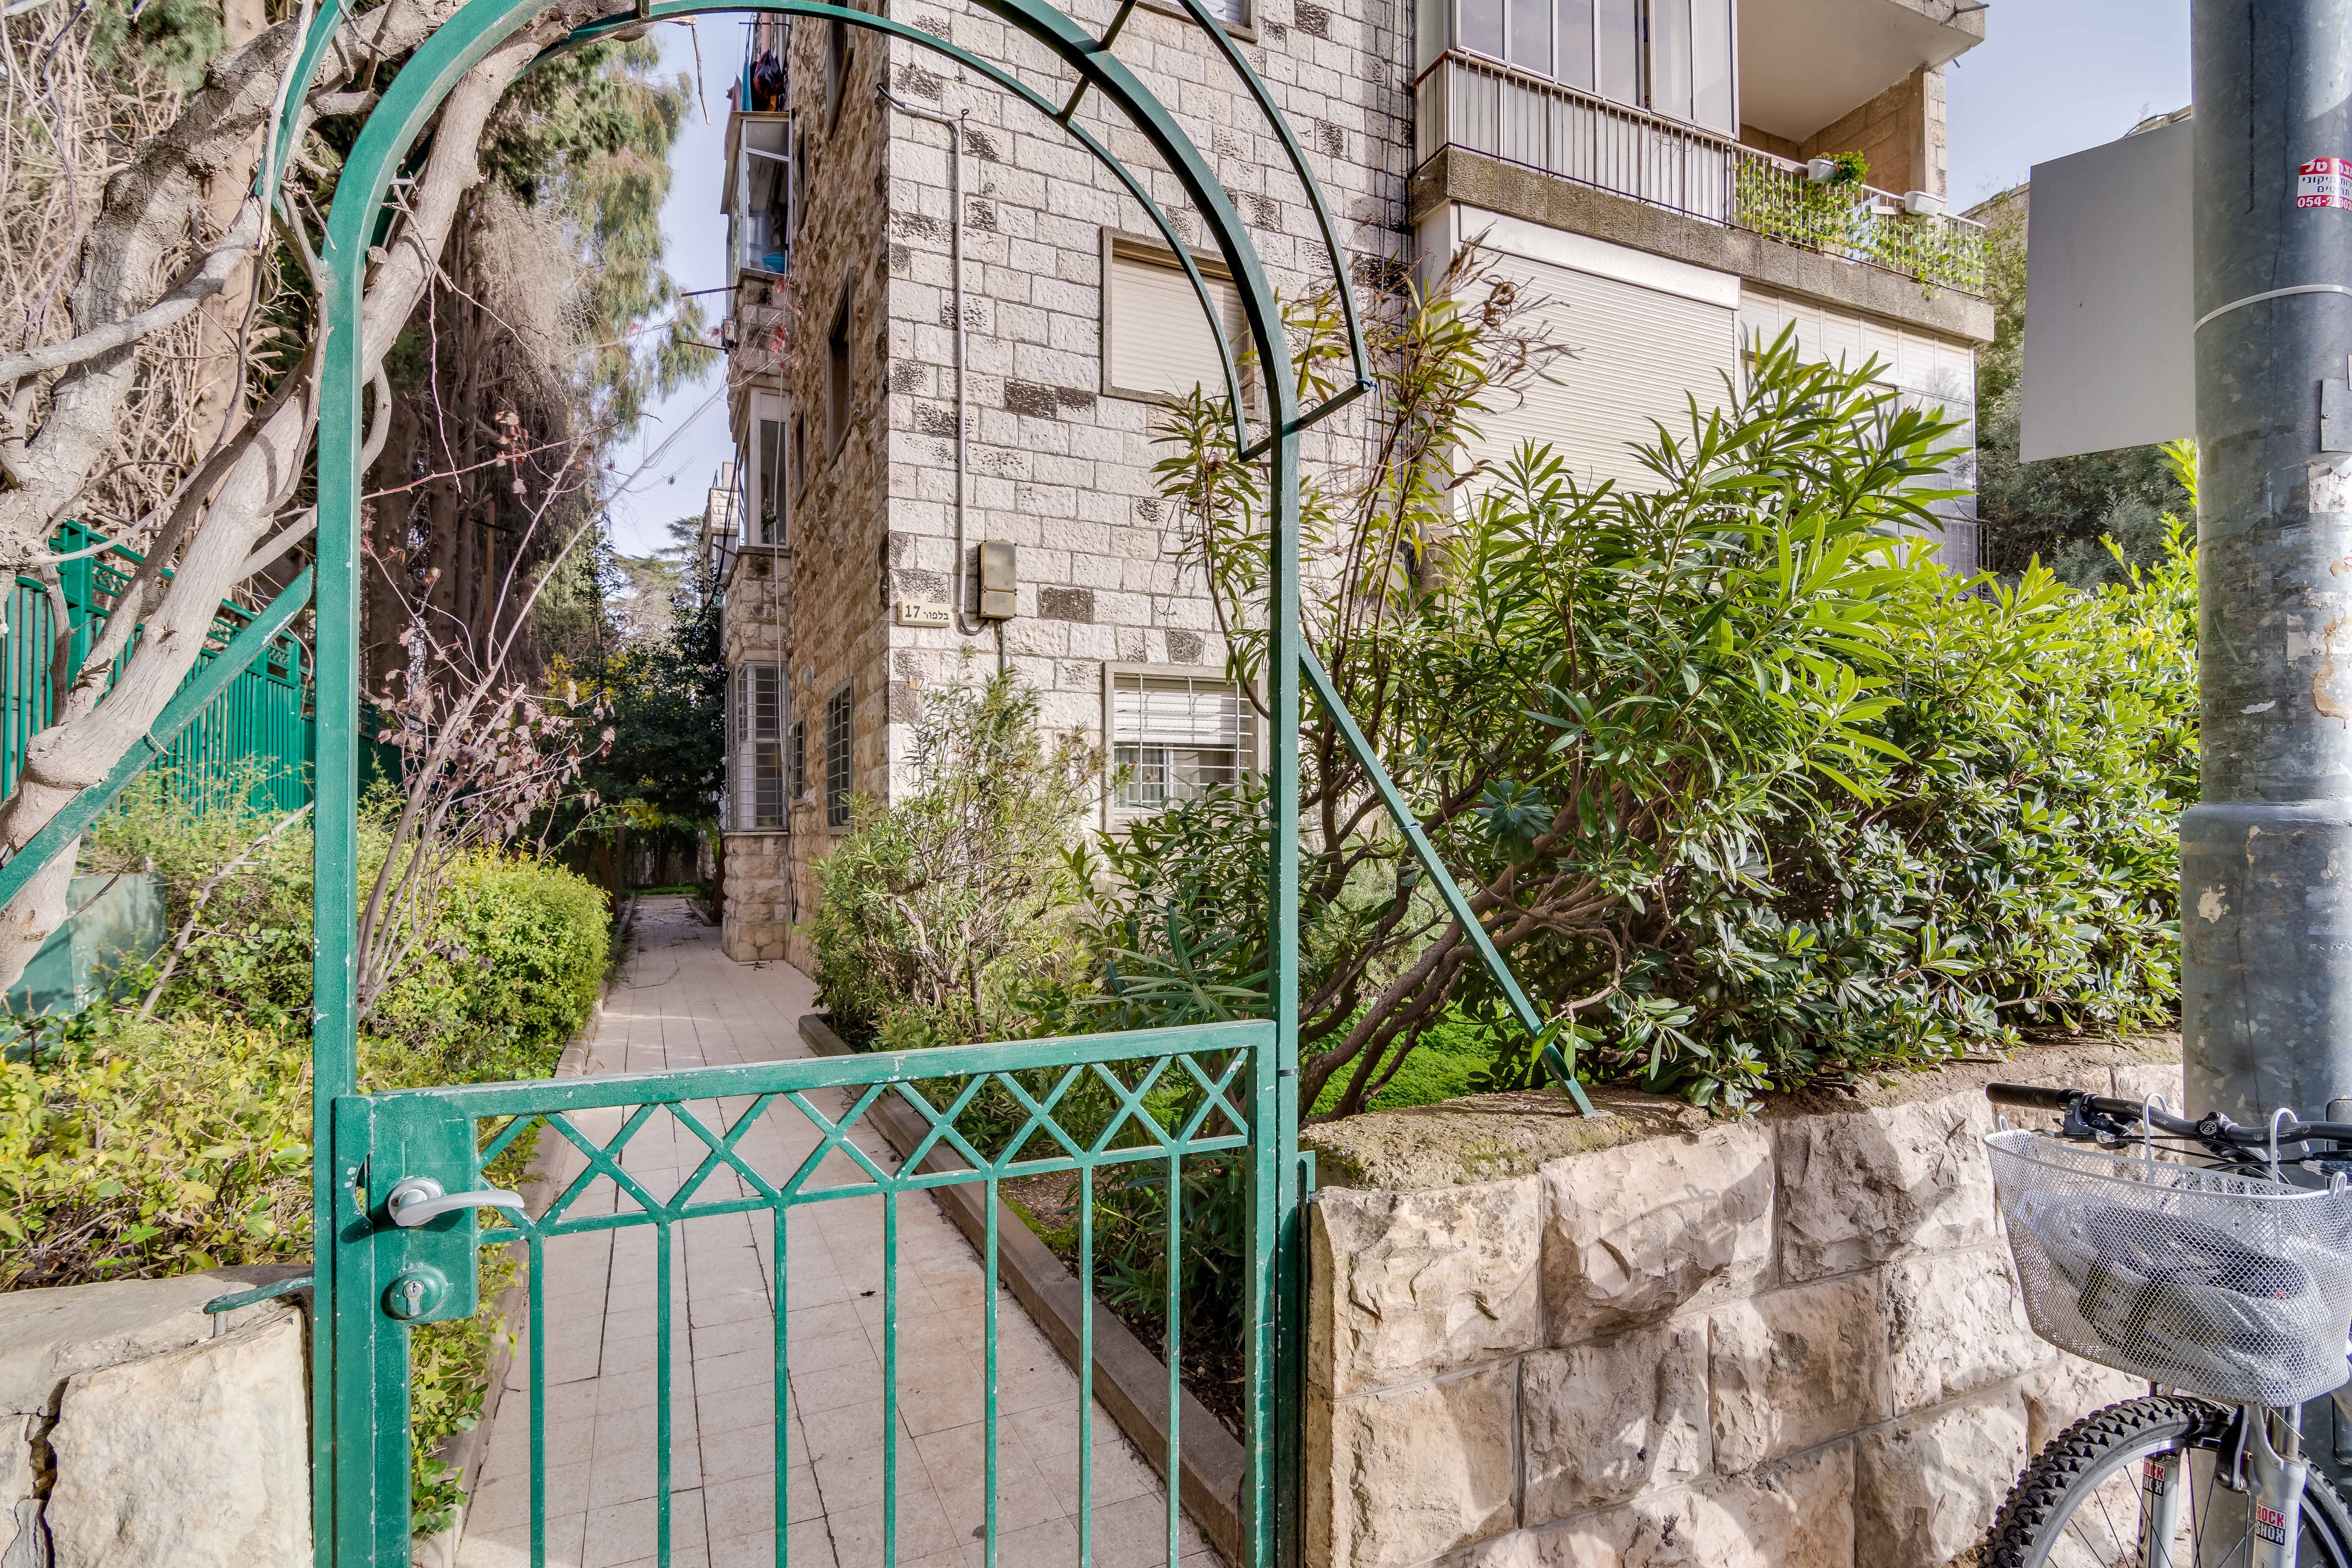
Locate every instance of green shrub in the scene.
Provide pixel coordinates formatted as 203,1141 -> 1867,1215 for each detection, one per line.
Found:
0,1011 -> 311,1286
1072,310 -> 2196,1116
3,784 -> 610,1531
811,672 -> 1095,1047
368,854 -> 614,1087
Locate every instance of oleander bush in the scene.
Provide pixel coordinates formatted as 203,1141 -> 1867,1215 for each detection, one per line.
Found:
1045,287 -> 2197,1116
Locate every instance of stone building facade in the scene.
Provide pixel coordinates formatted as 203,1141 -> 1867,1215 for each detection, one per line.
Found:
708,0 -> 2001,965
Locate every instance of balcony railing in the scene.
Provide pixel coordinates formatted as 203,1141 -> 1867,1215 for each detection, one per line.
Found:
1416,52 -> 1988,296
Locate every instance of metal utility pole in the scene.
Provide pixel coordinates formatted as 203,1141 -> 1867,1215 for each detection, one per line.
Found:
2183,0 -> 2352,1130
2184,0 -> 2352,1523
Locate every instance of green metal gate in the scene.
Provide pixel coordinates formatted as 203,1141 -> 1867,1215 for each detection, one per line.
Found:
251,0 -> 1594,1561
296,2 -> 1348,1561
343,1021 -> 1271,1564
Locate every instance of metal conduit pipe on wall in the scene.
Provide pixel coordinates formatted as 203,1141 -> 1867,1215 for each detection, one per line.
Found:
877,85 -> 984,640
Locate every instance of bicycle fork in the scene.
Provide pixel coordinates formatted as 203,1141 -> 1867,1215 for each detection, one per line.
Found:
2241,1407 -> 2314,1568
2176,1406 -> 2312,1568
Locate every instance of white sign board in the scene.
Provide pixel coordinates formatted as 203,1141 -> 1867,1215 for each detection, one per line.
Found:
2020,118 -> 2195,462
897,600 -> 952,628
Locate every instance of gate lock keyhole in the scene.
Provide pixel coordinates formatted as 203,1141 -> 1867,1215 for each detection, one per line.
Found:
371,1172 -> 525,1324
383,1265 -> 450,1321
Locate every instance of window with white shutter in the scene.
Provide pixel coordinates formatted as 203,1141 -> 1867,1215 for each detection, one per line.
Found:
731,663 -> 787,829
1102,236 -> 1247,404
1106,667 -> 1258,814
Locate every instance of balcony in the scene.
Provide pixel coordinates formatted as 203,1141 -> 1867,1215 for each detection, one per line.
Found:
1414,51 -> 1988,296
725,15 -> 793,283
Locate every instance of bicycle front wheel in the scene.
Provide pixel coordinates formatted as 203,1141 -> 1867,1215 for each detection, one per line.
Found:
1985,1395 -> 2352,1568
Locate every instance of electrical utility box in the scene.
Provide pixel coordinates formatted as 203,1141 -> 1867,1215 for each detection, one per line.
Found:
978,541 -> 1017,620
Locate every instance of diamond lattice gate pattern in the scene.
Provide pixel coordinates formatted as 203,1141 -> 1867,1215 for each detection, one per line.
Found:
341,1011 -> 1272,1568
455,919 -> 1233,1568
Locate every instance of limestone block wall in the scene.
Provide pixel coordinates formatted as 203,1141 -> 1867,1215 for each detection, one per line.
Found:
763,15 -> 895,971
1301,1040 -> 2183,1568
867,0 -> 1413,756
722,829 -> 795,962
0,1266 -> 312,1568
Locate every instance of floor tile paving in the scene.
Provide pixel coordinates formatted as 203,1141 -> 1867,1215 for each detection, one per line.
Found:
458,897 -> 1219,1568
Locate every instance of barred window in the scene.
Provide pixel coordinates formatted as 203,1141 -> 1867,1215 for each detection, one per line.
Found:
825,682 -> 853,829
731,663 -> 786,829
790,717 -> 807,800
1109,668 -> 1256,811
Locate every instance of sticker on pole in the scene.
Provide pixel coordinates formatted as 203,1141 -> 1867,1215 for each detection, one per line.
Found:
2299,158 -> 2352,210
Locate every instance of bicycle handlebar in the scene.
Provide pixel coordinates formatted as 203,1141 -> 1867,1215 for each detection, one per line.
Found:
1985,1082 -> 2352,1157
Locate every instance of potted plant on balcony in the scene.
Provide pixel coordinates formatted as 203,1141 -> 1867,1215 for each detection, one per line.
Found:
1804,149 -> 1869,187
1738,149 -> 1866,253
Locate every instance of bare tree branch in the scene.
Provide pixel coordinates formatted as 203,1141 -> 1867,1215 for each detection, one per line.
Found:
0,207 -> 262,391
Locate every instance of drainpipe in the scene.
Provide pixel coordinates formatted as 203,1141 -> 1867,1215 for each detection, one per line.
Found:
2182,0 -> 2352,1128
878,86 -> 982,637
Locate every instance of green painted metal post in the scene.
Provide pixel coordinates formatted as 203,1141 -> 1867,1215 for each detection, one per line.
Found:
1265,430 -> 1305,1568
314,188 -> 365,1568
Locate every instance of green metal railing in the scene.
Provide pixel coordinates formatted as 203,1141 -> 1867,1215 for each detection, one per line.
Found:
2,523 -> 313,811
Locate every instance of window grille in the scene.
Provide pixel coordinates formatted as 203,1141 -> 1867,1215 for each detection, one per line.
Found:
791,717 -> 807,800
732,664 -> 787,829
1109,669 -> 1256,810
825,682 -> 853,829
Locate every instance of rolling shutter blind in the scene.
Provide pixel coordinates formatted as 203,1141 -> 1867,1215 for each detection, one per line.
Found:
1108,247 -> 1243,401
1461,250 -> 1739,494
1110,670 -> 1256,810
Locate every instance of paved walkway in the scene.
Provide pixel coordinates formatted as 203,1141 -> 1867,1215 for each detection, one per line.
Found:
457,897 -> 1215,1568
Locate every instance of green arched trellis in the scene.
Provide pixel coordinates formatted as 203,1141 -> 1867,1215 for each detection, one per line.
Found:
93,0 -> 1604,1559
301,2 -> 1346,1563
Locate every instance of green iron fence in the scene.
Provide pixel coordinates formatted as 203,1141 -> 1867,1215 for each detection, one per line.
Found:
2,522 -> 314,811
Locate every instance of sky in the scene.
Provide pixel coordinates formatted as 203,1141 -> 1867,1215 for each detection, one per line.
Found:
599,2 -> 2196,554
1945,0 -> 2190,210
603,20 -> 740,559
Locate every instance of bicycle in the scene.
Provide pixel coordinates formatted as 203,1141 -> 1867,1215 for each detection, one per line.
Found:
1978,1081 -> 2352,1567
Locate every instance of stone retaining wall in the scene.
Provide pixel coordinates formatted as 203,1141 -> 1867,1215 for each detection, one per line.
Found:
0,1265 -> 312,1568
1300,1038 -> 2182,1568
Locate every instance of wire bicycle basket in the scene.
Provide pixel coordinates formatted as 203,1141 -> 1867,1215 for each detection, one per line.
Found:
1986,1127 -> 2352,1406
